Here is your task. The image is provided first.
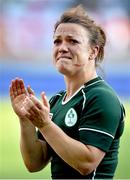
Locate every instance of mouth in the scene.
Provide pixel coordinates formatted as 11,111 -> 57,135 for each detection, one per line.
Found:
57,56 -> 72,61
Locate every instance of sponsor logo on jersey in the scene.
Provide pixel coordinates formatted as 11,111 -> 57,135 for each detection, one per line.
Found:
65,108 -> 77,127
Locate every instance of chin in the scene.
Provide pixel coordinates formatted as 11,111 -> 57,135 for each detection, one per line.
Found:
56,64 -> 70,75
57,67 -> 68,75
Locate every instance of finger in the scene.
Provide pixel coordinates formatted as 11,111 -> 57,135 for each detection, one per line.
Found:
22,97 -> 39,118
41,92 -> 50,109
9,84 -> 15,101
28,108 -> 37,117
27,85 -> 35,96
15,78 -> 23,95
28,105 -> 40,116
19,79 -> 27,95
12,78 -> 27,97
23,98 -> 40,117
11,79 -> 18,98
30,95 -> 43,110
25,112 -> 38,127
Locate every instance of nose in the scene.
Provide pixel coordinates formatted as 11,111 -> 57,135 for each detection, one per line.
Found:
58,42 -> 69,53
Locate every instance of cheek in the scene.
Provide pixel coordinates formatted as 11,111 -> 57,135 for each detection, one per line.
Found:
77,49 -> 89,63
75,48 -> 84,59
52,48 -> 57,61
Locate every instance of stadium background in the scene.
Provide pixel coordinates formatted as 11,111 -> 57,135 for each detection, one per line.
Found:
0,0 -> 130,179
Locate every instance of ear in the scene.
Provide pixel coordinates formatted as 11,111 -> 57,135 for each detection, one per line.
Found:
89,46 -> 99,60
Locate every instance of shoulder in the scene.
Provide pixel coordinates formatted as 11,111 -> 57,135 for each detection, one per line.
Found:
83,79 -> 120,105
82,80 -> 123,119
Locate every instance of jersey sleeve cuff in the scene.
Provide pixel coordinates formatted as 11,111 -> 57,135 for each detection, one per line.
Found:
79,128 -> 114,152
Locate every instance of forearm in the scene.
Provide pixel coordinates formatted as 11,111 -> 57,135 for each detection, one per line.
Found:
9,79 -> 50,171
19,118 -> 48,172
17,92 -> 104,174
39,121 -> 95,175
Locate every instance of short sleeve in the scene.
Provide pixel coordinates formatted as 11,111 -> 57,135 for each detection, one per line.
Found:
79,88 -> 122,152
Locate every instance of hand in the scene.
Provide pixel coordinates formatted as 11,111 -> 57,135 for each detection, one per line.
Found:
22,92 -> 51,128
9,78 -> 34,119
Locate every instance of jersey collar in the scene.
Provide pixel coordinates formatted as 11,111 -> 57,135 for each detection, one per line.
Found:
62,76 -> 103,105
84,76 -> 103,87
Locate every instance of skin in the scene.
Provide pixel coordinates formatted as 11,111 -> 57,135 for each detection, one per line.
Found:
53,23 -> 99,99
10,23 -> 105,175
10,79 -> 50,172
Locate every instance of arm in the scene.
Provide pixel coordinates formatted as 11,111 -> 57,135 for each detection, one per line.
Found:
40,121 -> 105,175
23,92 -> 105,175
9,78 -> 50,172
19,118 -> 50,172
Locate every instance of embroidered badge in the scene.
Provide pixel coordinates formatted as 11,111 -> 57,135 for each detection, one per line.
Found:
65,108 -> 77,127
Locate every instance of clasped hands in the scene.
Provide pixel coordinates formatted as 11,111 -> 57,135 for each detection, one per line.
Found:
10,78 -> 51,129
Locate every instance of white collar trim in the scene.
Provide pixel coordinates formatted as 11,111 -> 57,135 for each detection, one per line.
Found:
62,85 -> 84,105
62,79 -> 103,105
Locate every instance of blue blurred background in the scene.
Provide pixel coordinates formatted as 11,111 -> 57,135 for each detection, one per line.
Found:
0,0 -> 130,179
0,0 -> 130,99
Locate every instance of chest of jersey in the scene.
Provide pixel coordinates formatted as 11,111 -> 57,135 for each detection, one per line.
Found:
50,93 -> 83,138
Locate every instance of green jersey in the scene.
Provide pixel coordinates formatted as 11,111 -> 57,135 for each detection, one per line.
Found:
38,76 -> 125,179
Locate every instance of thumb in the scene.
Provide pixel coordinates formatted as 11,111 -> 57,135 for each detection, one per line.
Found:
41,92 -> 50,109
27,85 -> 35,96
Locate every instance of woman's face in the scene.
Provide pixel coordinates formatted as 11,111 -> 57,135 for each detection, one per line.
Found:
53,23 -> 94,76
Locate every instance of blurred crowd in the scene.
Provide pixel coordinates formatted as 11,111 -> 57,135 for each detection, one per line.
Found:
0,0 -> 130,64
0,0 -> 130,98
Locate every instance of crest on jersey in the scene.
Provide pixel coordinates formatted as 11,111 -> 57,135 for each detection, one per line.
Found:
65,108 -> 77,127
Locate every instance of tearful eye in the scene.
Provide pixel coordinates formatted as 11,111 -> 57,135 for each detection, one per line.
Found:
70,39 -> 79,44
54,39 -> 61,45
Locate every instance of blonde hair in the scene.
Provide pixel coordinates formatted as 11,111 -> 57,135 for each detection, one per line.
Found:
54,5 -> 106,66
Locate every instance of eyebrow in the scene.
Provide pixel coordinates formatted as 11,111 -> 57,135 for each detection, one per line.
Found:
53,35 -> 78,39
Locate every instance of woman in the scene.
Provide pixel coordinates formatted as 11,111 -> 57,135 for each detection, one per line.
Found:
10,5 -> 125,179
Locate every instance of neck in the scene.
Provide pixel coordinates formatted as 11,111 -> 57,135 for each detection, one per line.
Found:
64,71 -> 97,100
